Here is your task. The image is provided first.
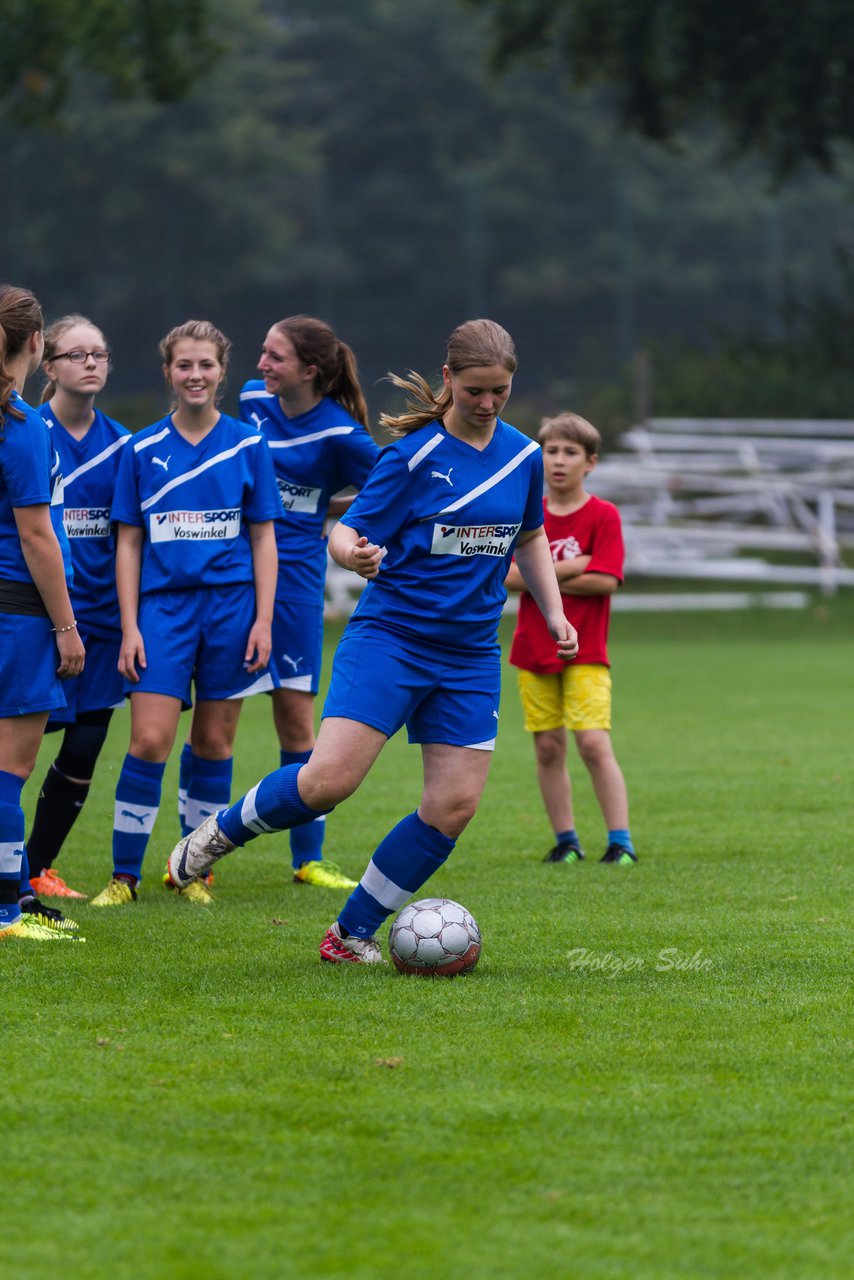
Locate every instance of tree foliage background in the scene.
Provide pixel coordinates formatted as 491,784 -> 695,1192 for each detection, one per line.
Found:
2,0 -> 853,432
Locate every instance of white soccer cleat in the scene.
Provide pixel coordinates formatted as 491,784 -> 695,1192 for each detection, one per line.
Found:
166,814 -> 235,888
319,921 -> 384,965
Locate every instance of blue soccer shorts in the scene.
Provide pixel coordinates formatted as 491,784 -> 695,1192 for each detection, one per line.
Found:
0,613 -> 67,718
128,584 -> 276,705
271,595 -> 323,694
322,621 -> 501,750
48,630 -> 124,726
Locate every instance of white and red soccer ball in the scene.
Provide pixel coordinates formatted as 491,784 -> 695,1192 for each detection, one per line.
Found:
389,897 -> 481,977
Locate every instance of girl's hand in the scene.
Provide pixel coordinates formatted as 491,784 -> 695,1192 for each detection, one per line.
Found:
245,620 -> 272,674
350,535 -> 384,580
119,627 -> 146,682
56,628 -> 86,678
550,617 -> 579,662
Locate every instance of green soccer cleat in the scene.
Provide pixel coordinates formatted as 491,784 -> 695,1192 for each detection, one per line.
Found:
19,895 -> 81,931
600,844 -> 638,865
544,841 -> 585,864
163,870 -> 214,905
294,860 -> 358,889
90,877 -> 138,907
0,914 -> 85,942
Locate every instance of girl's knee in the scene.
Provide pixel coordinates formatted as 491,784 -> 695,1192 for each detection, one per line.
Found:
298,760 -> 358,811
420,794 -> 478,840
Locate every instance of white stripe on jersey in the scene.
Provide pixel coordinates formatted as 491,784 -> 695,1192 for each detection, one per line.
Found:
134,427 -> 171,453
63,435 -> 130,488
239,389 -> 269,402
267,425 -> 355,451
433,440 -> 540,516
360,859 -> 411,910
140,435 -> 263,513
408,432 -> 444,472
50,455 -> 65,506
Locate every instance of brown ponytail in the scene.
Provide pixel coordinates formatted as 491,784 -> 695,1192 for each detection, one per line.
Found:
273,316 -> 369,427
0,284 -> 44,429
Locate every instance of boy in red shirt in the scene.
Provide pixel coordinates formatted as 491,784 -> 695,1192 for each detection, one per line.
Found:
506,412 -> 636,864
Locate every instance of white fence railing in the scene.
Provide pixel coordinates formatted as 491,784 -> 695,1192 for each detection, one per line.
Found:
324,418 -> 854,615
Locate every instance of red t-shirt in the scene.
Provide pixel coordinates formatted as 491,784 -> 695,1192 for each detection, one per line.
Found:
509,494 -> 624,672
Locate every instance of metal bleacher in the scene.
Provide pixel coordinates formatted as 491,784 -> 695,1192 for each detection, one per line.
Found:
587,417 -> 854,605
323,417 -> 854,617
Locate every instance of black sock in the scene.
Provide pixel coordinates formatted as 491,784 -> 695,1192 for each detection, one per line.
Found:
27,765 -> 91,872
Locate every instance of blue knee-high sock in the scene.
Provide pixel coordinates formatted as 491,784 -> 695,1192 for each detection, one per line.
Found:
112,754 -> 166,881
185,754 -> 233,836
281,749 -> 325,869
178,742 -> 193,835
0,770 -> 25,927
339,811 -> 456,939
218,764 -> 331,848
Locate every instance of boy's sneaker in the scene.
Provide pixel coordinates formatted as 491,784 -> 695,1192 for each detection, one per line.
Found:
544,841 -> 585,864
162,871 -> 214,905
29,868 -> 87,899
294,860 -> 358,889
167,813 -> 235,888
320,921 -> 384,965
0,914 -> 84,942
19,895 -> 81,931
600,844 -> 638,865
91,877 -> 138,907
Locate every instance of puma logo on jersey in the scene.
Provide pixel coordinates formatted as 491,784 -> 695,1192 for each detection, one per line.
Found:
431,466 -> 454,486
281,653 -> 303,672
152,455 -> 171,471
250,411 -> 268,429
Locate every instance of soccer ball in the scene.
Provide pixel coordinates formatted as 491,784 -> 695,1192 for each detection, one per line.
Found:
388,898 -> 481,977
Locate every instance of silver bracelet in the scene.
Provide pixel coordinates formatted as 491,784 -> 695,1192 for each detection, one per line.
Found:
52,620 -> 78,634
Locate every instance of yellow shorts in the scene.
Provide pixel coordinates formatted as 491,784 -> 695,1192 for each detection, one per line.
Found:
517,665 -> 612,733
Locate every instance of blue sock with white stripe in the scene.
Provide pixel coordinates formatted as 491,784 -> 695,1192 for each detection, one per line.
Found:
218,764 -> 331,847
178,742 -> 192,835
339,811 -> 455,938
19,844 -> 32,899
0,770 -> 25,928
281,749 -> 325,869
186,754 -> 233,836
112,754 -> 166,881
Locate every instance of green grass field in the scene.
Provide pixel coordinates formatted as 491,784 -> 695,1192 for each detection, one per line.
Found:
5,599 -> 852,1279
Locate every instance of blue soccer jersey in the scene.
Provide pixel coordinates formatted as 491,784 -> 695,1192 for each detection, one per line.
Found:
0,392 -> 72,586
339,419 -> 544,651
238,386 -> 378,603
111,413 -> 281,595
41,405 -> 130,639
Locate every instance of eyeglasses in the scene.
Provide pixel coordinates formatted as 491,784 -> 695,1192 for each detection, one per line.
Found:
52,349 -> 112,364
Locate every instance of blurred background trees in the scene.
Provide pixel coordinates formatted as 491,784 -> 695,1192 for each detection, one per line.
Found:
2,0 -> 853,438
